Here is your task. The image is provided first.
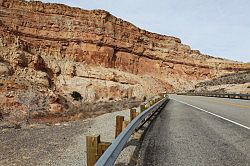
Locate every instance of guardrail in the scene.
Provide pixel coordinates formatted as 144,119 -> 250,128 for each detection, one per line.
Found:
177,93 -> 250,100
86,94 -> 169,166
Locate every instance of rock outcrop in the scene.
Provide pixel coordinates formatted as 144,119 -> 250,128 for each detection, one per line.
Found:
0,0 -> 249,125
189,71 -> 250,94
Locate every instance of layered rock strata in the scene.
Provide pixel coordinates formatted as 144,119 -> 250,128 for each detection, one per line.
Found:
0,0 -> 249,125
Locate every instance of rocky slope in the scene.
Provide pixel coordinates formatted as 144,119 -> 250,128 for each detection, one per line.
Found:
189,71 -> 250,94
0,0 -> 249,126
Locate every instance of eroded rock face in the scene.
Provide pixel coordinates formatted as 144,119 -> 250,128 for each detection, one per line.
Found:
0,0 -> 249,95
0,0 -> 249,125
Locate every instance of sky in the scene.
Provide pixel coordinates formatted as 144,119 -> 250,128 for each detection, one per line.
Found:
41,0 -> 250,62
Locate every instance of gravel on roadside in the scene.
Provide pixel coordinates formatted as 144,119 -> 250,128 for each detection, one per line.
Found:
0,108 -> 140,166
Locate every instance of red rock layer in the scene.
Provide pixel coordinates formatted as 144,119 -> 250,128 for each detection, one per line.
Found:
0,0 -> 249,102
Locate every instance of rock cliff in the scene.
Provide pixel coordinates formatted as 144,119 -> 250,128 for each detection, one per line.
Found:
0,0 -> 249,125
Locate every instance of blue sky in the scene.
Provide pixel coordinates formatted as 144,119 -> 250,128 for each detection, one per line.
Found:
41,0 -> 250,62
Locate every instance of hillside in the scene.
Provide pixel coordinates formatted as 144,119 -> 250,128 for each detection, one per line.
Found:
0,0 -> 249,126
189,71 -> 250,94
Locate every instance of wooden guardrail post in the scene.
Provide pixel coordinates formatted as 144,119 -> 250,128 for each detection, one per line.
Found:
115,116 -> 124,138
97,142 -> 111,159
130,108 -> 137,122
160,93 -> 167,98
149,100 -> 153,106
86,135 -> 100,166
122,120 -> 129,130
140,104 -> 146,113
86,135 -> 111,166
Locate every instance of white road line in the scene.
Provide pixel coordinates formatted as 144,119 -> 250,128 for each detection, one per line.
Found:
170,98 -> 250,130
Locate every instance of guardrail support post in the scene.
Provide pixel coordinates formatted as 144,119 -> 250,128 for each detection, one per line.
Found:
149,100 -> 153,106
97,142 -> 111,159
86,135 -> 111,166
140,104 -> 146,113
122,120 -> 129,130
130,108 -> 137,122
86,135 -> 100,166
115,116 -> 124,138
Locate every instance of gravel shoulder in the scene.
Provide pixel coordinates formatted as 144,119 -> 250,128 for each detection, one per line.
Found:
0,108 -> 138,166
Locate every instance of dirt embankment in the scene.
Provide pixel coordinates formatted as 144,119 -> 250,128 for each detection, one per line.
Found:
189,71 -> 250,94
0,96 -> 140,129
0,108 -> 139,166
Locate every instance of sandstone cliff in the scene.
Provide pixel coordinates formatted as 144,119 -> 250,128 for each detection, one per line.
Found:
0,0 -> 249,125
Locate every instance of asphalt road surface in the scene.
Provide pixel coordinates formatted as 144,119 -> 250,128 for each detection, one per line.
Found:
139,94 -> 250,166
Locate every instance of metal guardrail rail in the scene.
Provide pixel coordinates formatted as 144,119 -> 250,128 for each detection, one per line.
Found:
95,96 -> 169,166
177,93 -> 250,100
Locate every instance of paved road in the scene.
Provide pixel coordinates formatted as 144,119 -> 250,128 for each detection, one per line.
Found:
139,95 -> 250,166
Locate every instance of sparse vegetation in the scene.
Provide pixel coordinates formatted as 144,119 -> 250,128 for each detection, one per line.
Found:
16,88 -> 49,124
196,71 -> 250,87
70,91 -> 83,101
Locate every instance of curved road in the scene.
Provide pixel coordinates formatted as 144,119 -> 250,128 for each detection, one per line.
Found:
139,94 -> 250,166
